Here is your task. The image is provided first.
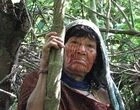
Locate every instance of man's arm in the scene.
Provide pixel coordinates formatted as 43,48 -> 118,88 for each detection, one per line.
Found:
18,32 -> 64,110
26,73 -> 47,110
26,32 -> 64,110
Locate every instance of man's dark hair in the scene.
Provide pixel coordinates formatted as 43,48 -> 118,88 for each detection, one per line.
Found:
65,25 -> 98,43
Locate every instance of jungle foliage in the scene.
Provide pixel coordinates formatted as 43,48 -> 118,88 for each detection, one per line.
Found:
0,0 -> 140,110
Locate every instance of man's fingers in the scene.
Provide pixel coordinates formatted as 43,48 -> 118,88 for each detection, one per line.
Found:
46,38 -> 64,49
45,32 -> 57,38
51,38 -> 65,48
45,32 -> 64,42
47,36 -> 63,42
43,37 -> 64,52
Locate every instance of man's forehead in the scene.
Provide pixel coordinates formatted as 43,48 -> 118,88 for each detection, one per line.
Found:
67,35 -> 96,42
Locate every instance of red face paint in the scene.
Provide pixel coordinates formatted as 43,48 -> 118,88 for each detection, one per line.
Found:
64,36 -> 97,81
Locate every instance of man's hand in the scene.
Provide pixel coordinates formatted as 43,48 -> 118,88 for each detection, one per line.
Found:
39,32 -> 65,73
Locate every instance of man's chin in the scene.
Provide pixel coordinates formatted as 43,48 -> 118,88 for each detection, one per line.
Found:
69,67 -> 88,74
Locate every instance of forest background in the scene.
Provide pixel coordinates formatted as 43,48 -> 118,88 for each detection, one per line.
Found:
0,0 -> 140,110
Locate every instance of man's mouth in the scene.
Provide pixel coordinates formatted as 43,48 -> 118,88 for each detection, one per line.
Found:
71,59 -> 87,65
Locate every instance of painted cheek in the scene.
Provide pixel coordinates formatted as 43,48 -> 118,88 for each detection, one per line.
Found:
65,44 -> 77,63
64,42 -> 97,73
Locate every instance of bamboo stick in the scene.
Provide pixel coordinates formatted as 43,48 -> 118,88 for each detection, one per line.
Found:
45,0 -> 66,110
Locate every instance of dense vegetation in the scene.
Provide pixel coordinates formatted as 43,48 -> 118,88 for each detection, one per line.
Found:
0,0 -> 140,110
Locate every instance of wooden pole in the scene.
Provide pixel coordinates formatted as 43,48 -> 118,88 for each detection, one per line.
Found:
45,0 -> 66,110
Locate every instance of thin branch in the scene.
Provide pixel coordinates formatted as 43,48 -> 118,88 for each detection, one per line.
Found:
19,59 -> 38,69
0,67 -> 18,85
88,0 -> 98,24
106,0 -> 112,32
129,0 -> 134,28
0,89 -> 16,98
109,47 -> 140,57
80,0 -> 84,18
37,5 -> 48,26
36,28 -> 140,38
111,0 -> 132,29
110,63 -> 140,76
78,1 -> 107,19
100,28 -> 140,37
111,70 -> 140,76
105,0 -> 112,49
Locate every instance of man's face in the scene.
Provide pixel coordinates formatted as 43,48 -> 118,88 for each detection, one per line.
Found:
64,36 -> 97,81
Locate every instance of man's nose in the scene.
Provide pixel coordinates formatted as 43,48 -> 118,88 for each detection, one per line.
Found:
77,45 -> 86,54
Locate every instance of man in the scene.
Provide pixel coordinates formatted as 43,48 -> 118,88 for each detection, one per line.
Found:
17,19 -> 125,110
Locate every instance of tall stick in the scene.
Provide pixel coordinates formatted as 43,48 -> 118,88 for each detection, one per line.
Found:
45,0 -> 66,110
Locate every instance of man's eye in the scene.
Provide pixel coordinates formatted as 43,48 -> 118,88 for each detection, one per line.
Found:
70,41 -> 78,44
87,44 -> 95,48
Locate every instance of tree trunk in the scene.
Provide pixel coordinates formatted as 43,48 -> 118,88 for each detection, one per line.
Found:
89,0 -> 98,24
0,1 -> 30,110
45,0 -> 66,110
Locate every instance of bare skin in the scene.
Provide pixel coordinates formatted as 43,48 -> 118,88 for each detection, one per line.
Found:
63,36 -> 97,81
26,32 -> 64,110
26,32 -> 109,110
